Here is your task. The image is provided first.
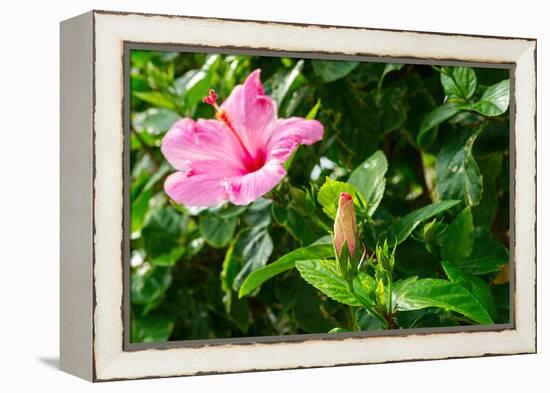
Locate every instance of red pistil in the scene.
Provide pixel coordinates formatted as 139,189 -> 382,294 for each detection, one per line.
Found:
202,89 -> 220,110
203,89 -> 265,172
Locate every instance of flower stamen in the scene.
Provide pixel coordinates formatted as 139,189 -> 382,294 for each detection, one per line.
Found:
203,89 -> 263,172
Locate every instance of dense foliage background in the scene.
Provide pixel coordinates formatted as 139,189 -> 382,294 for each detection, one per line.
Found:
129,50 -> 510,342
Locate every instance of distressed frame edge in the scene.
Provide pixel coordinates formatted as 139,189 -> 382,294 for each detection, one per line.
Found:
87,11 -> 536,382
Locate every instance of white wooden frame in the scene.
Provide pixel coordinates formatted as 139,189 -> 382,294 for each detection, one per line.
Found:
60,10 -> 537,382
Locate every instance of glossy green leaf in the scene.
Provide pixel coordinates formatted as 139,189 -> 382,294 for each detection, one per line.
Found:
180,55 -> 220,110
223,291 -> 250,334
386,200 -> 461,245
132,108 -> 180,135
221,243 -> 238,293
442,260 -> 497,319
232,228 -> 273,290
141,206 -> 187,259
270,59 -> 304,106
379,86 -> 407,134
436,130 -> 483,206
131,266 -> 172,313
312,60 -> 359,82
455,228 -> 509,275
317,177 -> 364,219
131,313 -> 175,343
272,204 -> 319,245
296,259 -> 360,306
379,63 -> 404,87
132,91 -> 176,110
394,277 -> 493,325
417,103 -> 461,146
131,188 -> 152,233
306,99 -> 321,120
198,214 -> 238,249
468,79 -> 510,117
150,247 -> 185,267
440,66 -> 477,100
442,207 -> 474,263
239,239 -> 333,298
294,280 -> 334,333
347,150 -> 388,216
329,327 -> 351,333
473,153 -> 503,227
352,272 -> 376,308
355,308 -> 384,331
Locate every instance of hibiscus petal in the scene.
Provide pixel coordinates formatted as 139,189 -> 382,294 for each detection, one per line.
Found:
161,118 -> 247,172
221,69 -> 277,154
164,171 -> 229,207
266,118 -> 324,161
225,160 -> 287,205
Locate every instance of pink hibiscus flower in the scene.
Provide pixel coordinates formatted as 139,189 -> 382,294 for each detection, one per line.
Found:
161,69 -> 324,207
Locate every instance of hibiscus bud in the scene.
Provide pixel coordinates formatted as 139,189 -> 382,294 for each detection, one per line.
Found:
333,192 -> 357,257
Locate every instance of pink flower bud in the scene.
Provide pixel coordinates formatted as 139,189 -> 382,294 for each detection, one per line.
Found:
333,192 -> 357,257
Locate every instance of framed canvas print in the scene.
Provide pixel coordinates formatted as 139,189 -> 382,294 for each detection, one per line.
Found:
60,10 -> 537,382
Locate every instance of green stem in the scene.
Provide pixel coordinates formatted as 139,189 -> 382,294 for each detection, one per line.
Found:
347,306 -> 358,331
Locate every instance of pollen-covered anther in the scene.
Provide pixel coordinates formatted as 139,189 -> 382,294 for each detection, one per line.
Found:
202,89 -> 220,111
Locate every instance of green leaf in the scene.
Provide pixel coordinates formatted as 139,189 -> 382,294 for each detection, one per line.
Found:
132,91 -> 176,110
221,243 -> 238,293
141,206 -> 187,259
198,213 -> 238,249
317,177 -> 364,219
270,59 -> 304,106
348,150 -> 388,216
329,327 -> 351,333
294,280 -> 334,333
394,278 -> 493,325
394,239 -> 440,277
210,203 -> 248,219
131,188 -> 152,233
178,55 -> 219,110
379,86 -> 407,134
493,283 -> 511,323
312,60 -> 359,82
243,198 -> 272,228
355,308 -> 384,331
455,228 -> 509,275
131,108 -> 180,135
223,292 -> 250,334
131,266 -> 172,313
417,103 -> 461,146
131,313 -> 175,343
272,204 -> 320,245
306,99 -> 321,120
150,247 -> 185,267
440,66 -> 477,100
473,153 -> 503,227
468,79 -> 510,117
396,308 -> 460,329
436,130 -> 483,206
352,272 -> 376,308
239,240 -> 333,297
232,228 -> 273,290
296,259 -> 360,306
386,200 -> 461,245
379,63 -> 404,87
442,207 -> 474,263
442,260 -> 497,319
